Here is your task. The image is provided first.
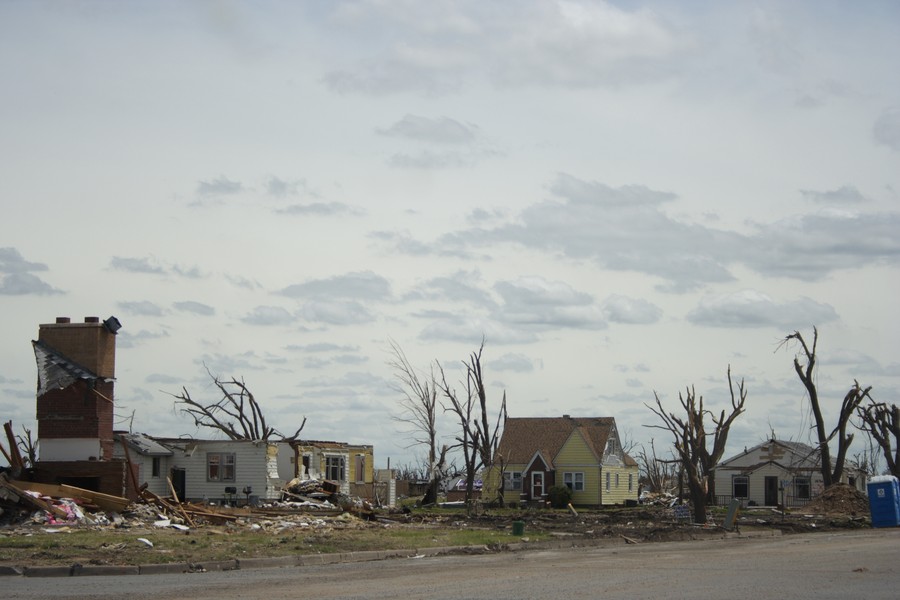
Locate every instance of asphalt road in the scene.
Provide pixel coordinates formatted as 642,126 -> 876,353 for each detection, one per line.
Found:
6,528 -> 900,600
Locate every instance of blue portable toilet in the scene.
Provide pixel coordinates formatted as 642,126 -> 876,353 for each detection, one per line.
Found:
866,475 -> 900,528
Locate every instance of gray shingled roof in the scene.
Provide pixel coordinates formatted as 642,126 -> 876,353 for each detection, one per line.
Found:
496,416 -> 636,469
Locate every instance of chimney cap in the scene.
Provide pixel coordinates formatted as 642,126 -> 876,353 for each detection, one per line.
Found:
55,317 -> 71,324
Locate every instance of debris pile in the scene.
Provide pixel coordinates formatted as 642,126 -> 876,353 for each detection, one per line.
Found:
801,484 -> 869,516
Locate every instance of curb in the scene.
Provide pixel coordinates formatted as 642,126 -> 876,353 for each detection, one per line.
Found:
0,526 -> 788,578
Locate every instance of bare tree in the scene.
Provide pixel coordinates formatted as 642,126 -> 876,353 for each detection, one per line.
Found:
438,342 -> 507,509
780,328 -> 873,487
167,366 -> 305,441
15,426 -> 38,468
636,439 -> 678,495
645,366 -> 747,523
388,340 -> 449,504
857,401 -> 899,478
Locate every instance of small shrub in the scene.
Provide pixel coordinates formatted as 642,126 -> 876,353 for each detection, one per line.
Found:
547,485 -> 572,508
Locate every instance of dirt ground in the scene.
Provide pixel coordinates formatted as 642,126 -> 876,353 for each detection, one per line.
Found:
0,484 -> 874,567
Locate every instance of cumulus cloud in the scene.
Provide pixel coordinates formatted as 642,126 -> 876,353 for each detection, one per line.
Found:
173,301 -> 215,316
378,114 -> 479,144
489,353 -> 536,373
110,256 -> 165,275
492,276 -> 606,329
240,306 -> 296,326
800,185 -> 868,205
299,300 -> 375,325
279,271 -> 392,301
197,175 -> 243,196
406,270 -> 496,308
0,247 -> 48,273
686,290 -> 839,329
117,301 -> 165,316
0,248 -> 60,295
418,314 -> 539,345
266,176 -> 316,197
601,294 -> 662,324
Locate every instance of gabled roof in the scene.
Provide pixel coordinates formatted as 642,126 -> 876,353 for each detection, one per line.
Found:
496,416 -> 621,469
719,438 -> 820,469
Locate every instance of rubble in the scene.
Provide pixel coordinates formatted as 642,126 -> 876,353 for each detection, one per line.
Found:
799,483 -> 869,516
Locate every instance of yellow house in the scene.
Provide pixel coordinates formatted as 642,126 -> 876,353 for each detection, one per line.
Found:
484,415 -> 638,507
291,440 -> 374,496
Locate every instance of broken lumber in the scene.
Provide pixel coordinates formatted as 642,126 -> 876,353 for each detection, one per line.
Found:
9,480 -> 132,513
0,474 -> 69,519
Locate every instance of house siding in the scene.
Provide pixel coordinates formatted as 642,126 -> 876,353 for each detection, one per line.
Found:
166,441 -> 280,502
556,431 -> 601,505
601,465 -> 638,506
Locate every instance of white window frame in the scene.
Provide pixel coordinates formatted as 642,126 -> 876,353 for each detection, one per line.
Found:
794,476 -> 811,500
628,473 -> 633,491
733,475 -> 749,498
325,455 -> 346,481
207,452 -> 236,482
563,472 -> 585,492
504,471 -> 523,491
605,471 -> 611,492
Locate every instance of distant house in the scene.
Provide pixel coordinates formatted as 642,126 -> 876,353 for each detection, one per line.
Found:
291,440 -> 374,497
484,415 -> 639,507
713,438 -> 867,507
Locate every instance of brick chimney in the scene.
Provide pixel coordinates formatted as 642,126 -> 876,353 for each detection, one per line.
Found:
34,316 -> 120,461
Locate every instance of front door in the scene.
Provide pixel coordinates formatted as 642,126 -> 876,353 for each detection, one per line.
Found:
531,471 -> 544,500
764,476 -> 778,506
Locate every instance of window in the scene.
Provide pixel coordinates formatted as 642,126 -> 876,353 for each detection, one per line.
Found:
733,475 -> 749,498
628,473 -> 633,492
326,456 -> 345,481
355,454 -> 366,483
152,457 -> 161,478
615,473 -> 620,488
207,453 -> 235,482
504,471 -> 523,490
795,476 -> 811,500
563,472 -> 585,492
605,472 -> 611,491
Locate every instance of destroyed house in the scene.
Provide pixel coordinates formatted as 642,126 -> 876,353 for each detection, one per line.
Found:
484,416 -> 639,507
292,440 -> 374,498
713,438 -> 866,508
29,316 -> 139,499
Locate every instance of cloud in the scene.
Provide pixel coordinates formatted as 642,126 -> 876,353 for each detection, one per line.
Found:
377,114 -> 479,144
406,270 -> 496,308
0,247 -> 48,274
109,256 -> 165,275
276,202 -> 360,216
493,276 -> 607,329
0,248 -> 60,295
800,186 -> 868,205
197,175 -> 243,196
299,300 -> 375,325
278,271 -> 393,301
285,342 -> 360,353
320,1 -> 689,95
145,373 -> 183,385
388,150 -> 475,169
117,301 -> 165,317
173,301 -> 215,316
488,353 -> 535,373
601,294 -> 662,324
266,176 -> 316,198
418,314 -> 539,345
0,272 -> 63,295
115,328 -> 170,349
744,211 -> 900,280
240,305 -> 296,326
873,106 -> 900,152
686,290 -> 839,329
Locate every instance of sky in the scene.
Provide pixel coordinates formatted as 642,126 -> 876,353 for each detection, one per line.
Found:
1,1 -> 899,473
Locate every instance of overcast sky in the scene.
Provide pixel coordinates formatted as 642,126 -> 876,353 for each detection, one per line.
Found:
2,1 -> 898,472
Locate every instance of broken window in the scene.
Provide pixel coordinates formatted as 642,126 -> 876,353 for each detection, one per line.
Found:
326,455 -> 345,481
355,454 -> 366,483
794,476 -> 811,500
563,472 -> 584,492
207,453 -> 236,482
733,475 -> 749,498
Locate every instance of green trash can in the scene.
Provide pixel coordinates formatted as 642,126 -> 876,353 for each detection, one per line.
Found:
512,520 -> 525,536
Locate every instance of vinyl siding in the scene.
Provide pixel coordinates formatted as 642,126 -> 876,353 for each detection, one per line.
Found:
556,430 -> 601,505
601,465 -> 639,506
167,441 -> 280,502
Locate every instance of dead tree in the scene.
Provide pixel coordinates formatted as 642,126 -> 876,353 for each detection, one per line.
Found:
636,439 -> 678,494
781,328 -> 872,487
438,342 -> 507,510
167,366 -> 305,442
857,401 -> 900,478
388,340 -> 447,504
645,366 -> 747,523
15,426 -> 38,468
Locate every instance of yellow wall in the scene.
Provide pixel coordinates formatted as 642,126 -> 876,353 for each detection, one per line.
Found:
600,465 -> 639,505
556,431 -> 602,505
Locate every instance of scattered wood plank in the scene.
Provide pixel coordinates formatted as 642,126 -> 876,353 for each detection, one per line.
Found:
9,480 -> 132,513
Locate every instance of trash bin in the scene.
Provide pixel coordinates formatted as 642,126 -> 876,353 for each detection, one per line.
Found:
866,475 -> 900,528
512,520 -> 525,536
